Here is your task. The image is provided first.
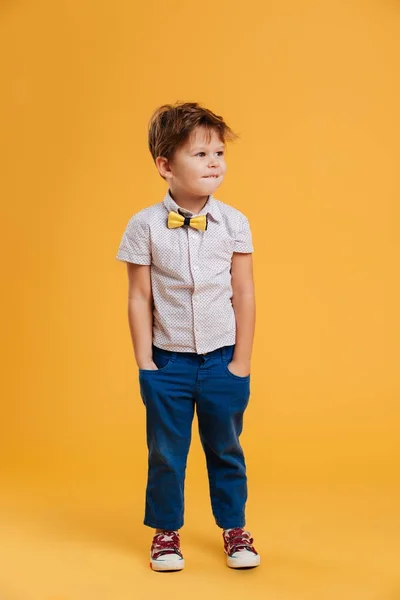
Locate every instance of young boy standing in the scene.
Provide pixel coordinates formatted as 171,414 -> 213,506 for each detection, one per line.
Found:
116,102 -> 260,571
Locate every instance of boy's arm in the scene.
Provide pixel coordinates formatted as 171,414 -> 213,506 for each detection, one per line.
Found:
230,252 -> 256,377
126,262 -> 157,370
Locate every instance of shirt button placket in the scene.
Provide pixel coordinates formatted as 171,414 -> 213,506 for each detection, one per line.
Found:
189,228 -> 201,350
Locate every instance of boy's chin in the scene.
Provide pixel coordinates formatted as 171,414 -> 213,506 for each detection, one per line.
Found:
178,179 -> 222,197
198,178 -> 222,193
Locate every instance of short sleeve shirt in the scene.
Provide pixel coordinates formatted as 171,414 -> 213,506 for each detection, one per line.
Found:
116,189 -> 254,354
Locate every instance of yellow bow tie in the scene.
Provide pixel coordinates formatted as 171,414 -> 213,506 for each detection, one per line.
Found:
167,211 -> 208,232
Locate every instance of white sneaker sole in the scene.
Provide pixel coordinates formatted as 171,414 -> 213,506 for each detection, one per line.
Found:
226,553 -> 261,568
150,555 -> 185,571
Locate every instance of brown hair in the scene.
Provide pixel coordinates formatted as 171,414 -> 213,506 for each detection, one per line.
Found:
148,101 -> 239,166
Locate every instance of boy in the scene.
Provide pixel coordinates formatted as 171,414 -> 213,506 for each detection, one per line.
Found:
116,102 -> 260,571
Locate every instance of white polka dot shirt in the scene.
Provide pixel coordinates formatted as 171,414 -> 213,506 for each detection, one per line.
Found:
116,189 -> 254,354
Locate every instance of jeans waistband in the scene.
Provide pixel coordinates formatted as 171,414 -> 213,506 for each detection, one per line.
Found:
153,344 -> 234,360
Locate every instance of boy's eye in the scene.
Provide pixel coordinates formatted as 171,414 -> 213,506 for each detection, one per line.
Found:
195,151 -> 224,157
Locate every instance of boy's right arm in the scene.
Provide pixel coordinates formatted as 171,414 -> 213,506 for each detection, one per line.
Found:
126,262 -> 157,370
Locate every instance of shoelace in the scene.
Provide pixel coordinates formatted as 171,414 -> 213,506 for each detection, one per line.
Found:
152,531 -> 182,559
225,528 -> 256,555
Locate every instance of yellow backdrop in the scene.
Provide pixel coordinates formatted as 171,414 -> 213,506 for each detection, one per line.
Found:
0,1 -> 399,598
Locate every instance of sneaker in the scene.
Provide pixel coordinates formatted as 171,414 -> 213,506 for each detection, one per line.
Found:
223,527 -> 261,568
150,530 -> 185,571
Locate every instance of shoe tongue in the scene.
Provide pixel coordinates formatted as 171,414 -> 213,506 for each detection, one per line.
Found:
225,528 -> 242,535
225,528 -> 249,539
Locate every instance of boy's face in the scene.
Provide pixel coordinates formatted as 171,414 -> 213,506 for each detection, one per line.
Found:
158,126 -> 227,198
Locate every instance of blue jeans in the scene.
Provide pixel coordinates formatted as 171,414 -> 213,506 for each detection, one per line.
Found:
138,343 -> 251,530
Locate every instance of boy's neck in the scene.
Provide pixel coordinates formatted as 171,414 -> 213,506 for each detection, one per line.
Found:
169,189 -> 209,215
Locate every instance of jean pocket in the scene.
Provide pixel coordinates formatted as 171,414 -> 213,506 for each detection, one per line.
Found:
139,348 -> 176,375
222,360 -> 251,381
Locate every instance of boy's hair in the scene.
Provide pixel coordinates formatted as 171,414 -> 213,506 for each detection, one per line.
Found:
148,102 -> 239,167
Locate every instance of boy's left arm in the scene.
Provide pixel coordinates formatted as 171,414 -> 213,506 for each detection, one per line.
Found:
229,252 -> 256,377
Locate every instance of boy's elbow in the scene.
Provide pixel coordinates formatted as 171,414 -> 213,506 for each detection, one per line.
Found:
128,291 -> 153,305
232,281 -> 255,298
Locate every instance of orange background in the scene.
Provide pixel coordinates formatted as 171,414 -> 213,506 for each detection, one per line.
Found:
0,1 -> 399,598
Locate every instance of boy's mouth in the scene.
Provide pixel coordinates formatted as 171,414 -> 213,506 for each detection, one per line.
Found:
202,175 -> 220,179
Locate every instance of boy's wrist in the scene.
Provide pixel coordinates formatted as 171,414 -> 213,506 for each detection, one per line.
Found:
138,359 -> 157,370
231,350 -> 252,366
136,352 -> 155,370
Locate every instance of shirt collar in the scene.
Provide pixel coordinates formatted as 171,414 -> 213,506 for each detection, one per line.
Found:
162,189 -> 221,223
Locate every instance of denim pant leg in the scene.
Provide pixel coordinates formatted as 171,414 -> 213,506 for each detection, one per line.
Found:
195,345 -> 251,529
139,346 -> 196,530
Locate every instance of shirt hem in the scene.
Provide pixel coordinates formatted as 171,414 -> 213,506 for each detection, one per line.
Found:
153,339 -> 236,354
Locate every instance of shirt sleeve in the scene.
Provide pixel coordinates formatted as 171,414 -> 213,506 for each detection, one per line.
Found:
233,214 -> 254,253
115,215 -> 151,265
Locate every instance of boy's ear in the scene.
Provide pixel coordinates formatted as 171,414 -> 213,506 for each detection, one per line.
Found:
155,156 -> 171,179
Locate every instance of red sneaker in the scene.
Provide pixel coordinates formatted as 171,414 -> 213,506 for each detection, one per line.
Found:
223,528 -> 261,568
150,530 -> 185,571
